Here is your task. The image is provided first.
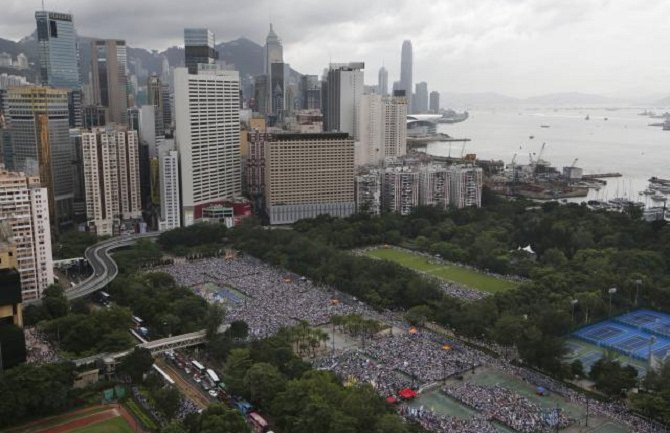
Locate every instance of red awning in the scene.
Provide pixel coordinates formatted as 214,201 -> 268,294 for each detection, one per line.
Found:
386,396 -> 398,404
398,388 -> 417,399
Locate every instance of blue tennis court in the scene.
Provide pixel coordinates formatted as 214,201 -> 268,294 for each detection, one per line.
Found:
573,310 -> 670,361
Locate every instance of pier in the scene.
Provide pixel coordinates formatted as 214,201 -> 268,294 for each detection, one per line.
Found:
583,173 -> 622,179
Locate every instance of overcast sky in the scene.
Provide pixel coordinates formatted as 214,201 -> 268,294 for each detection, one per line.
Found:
2,0 -> 669,97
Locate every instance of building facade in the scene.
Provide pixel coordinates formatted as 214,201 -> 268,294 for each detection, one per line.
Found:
355,173 -> 381,215
6,86 -> 74,229
324,62 -> 364,138
158,142 -> 181,231
400,40 -> 413,113
448,165 -> 483,208
414,81 -> 428,114
382,168 -> 419,215
0,169 -> 53,301
429,91 -> 440,113
81,126 -> 141,236
90,39 -> 128,125
174,67 -> 241,226
378,66 -> 388,96
419,167 -> 450,209
35,11 -> 80,89
357,94 -> 407,165
264,24 -> 283,114
184,28 -> 218,74
264,133 -> 355,224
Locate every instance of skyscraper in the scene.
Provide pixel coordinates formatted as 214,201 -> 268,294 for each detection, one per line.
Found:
35,11 -> 80,89
414,81 -> 428,114
184,28 -> 218,74
448,165 -> 483,208
264,133 -> 355,224
356,93 -> 407,165
6,86 -> 73,229
91,40 -> 128,125
81,126 -> 141,236
429,91 -> 440,113
302,75 -> 321,110
400,40 -> 413,113
0,169 -> 53,301
324,62 -> 364,138
264,25 -> 283,115
174,67 -> 241,226
158,141 -> 181,231
378,66 -> 388,96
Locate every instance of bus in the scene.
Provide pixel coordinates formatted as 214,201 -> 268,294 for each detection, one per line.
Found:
96,291 -> 111,305
132,315 -> 144,328
191,360 -> 206,373
247,412 -> 269,433
206,368 -> 220,384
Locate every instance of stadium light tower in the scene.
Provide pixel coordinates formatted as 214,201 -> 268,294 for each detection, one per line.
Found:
648,335 -> 657,364
634,279 -> 642,306
608,288 -> 617,316
571,299 -> 579,324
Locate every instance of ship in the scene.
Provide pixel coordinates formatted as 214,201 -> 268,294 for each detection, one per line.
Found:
436,111 -> 469,124
585,114 -> 590,120
663,120 -> 670,131
540,125 -> 550,128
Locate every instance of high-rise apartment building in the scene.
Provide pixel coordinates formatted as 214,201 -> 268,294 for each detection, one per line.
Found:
429,91 -> 440,113
448,165 -> 483,208
324,62 -> 364,138
0,169 -> 53,301
35,11 -> 80,89
6,86 -> 73,229
414,81 -> 428,114
382,167 -> 419,215
302,75 -> 321,110
357,94 -> 407,165
147,74 -> 165,135
264,133 -> 355,224
184,28 -> 218,74
81,126 -> 141,236
0,236 -> 25,369
157,141 -> 180,231
355,173 -> 381,215
174,67 -> 241,226
91,40 -> 128,124
378,66 -> 388,96
419,167 -> 450,209
400,40 -> 413,113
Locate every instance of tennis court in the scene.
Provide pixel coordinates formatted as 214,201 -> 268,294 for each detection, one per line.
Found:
573,310 -> 670,361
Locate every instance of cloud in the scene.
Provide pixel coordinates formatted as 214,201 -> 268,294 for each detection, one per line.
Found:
1,0 -> 669,97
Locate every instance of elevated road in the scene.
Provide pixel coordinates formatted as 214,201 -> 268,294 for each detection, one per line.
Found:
27,232 -> 160,305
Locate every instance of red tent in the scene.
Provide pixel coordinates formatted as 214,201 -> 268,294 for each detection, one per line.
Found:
398,388 -> 417,400
386,396 -> 398,404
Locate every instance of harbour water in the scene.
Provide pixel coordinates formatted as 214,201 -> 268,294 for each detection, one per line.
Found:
426,108 -> 670,205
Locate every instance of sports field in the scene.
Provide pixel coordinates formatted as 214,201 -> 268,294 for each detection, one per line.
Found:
2,406 -> 138,433
68,417 -> 133,433
365,248 -> 517,293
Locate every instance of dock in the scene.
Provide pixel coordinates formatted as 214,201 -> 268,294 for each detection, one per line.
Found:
583,173 -> 622,179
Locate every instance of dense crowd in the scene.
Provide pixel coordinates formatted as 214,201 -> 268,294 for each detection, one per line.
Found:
176,397 -> 200,420
132,386 -> 167,427
400,406 -> 499,433
160,257 -> 374,337
24,327 -> 59,364
443,383 -> 573,433
440,281 -> 488,301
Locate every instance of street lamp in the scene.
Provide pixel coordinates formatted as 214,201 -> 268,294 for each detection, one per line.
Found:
571,299 -> 578,324
634,279 -> 642,306
648,336 -> 657,365
608,288 -> 617,316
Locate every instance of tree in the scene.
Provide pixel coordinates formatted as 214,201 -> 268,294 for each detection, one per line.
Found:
226,320 -> 249,341
153,386 -> 182,420
205,304 -> 226,340
404,305 -> 433,327
589,359 -> 638,396
161,422 -> 187,433
374,414 -> 409,433
199,404 -> 249,433
42,284 -> 69,319
243,363 -> 286,407
118,347 -> 154,384
571,359 -> 585,378
224,348 -> 253,396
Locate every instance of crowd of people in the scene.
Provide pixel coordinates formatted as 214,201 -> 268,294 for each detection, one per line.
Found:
160,256 -> 374,338
176,397 -> 200,420
132,386 -> 167,427
440,281 -> 488,301
400,405 -> 499,433
443,383 -> 573,433
23,327 -> 59,364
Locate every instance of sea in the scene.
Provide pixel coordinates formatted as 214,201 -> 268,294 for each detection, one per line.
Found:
424,108 -> 670,206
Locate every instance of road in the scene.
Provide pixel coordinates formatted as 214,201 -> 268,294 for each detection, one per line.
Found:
155,358 -> 212,409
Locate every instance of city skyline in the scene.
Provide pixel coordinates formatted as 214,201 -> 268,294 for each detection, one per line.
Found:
2,0 -> 670,97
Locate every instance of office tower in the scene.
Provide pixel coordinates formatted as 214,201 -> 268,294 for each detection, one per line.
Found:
139,105 -> 164,156
70,129 -> 86,220
157,141 -> 180,231
174,67 -> 241,226
160,84 -> 172,133
35,11 -> 80,89
0,235 -> 26,369
302,75 -> 321,110
382,167 -> 419,215
253,75 -> 268,114
82,105 -> 106,128
81,126 -> 141,236
448,165 -> 483,208
378,67 -> 388,96
355,173 -> 381,215
91,39 -> 128,124
15,53 -> 28,70
324,62 -> 364,138
184,28 -> 218,74
67,89 -> 82,128
270,63 -> 285,117
429,91 -> 440,113
264,133 -> 355,224
357,94 -> 407,165
6,86 -> 73,229
414,81 -> 428,114
419,167 -> 450,209
127,107 -> 139,131
264,25 -> 283,114
0,169 -> 53,301
400,40 -> 413,113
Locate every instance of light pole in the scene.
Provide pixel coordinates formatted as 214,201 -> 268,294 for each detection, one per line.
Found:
571,299 -> 578,325
608,288 -> 617,317
634,279 -> 642,307
648,336 -> 657,365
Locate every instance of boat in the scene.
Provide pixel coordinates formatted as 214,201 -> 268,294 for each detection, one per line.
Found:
663,120 -> 670,131
604,117 -> 608,121
651,194 -> 667,202
639,188 -> 655,196
529,135 -> 534,139
652,185 -> 670,194
540,125 -> 550,128
585,115 -> 590,120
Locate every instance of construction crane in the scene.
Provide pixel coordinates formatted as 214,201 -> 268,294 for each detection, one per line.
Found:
460,141 -> 467,159
536,142 -> 547,164
570,158 -> 579,168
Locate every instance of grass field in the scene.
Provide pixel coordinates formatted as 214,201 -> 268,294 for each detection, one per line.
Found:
365,248 -> 518,293
68,418 -> 133,433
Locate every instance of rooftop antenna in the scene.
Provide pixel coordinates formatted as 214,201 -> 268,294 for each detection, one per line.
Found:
41,0 -> 45,10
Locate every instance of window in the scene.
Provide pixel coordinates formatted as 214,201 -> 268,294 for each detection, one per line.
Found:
49,20 -> 58,38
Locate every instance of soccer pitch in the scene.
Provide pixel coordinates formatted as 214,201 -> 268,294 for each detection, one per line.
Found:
365,248 -> 518,293
68,418 -> 133,433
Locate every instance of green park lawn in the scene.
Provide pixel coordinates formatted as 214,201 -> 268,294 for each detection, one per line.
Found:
365,248 -> 517,293
69,417 -> 133,433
